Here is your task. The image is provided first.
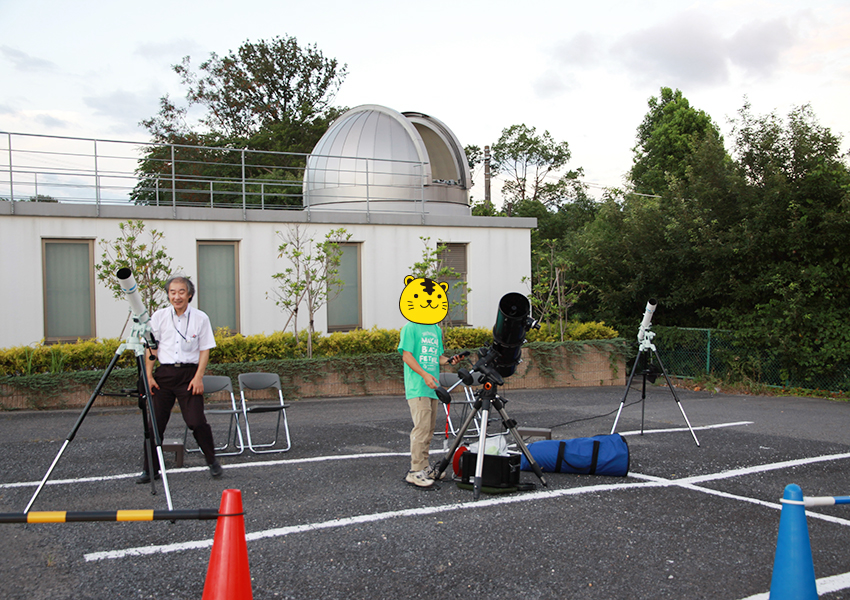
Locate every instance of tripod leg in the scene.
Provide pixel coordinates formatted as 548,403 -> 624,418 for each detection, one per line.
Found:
24,351 -> 123,513
640,371 -> 647,436
473,397 -> 491,501
434,399 -> 481,477
652,349 -> 700,447
493,400 -> 548,488
138,355 -> 174,510
611,349 -> 643,434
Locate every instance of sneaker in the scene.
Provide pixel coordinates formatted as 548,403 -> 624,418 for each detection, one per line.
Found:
135,471 -> 160,484
405,469 -> 434,488
425,465 -> 447,480
209,460 -> 223,478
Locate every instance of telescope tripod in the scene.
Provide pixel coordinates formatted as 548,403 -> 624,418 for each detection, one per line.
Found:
435,380 -> 548,500
24,318 -> 174,513
610,331 -> 700,447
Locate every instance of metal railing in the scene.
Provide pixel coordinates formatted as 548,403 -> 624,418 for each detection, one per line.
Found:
0,131 -> 431,218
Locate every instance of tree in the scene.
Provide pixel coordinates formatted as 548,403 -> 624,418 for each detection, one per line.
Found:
630,87 -> 720,196
490,124 -> 584,216
174,36 -> 347,139
95,220 -> 178,335
524,240 -> 587,341
133,36 -> 348,208
271,225 -> 351,357
715,103 -> 850,380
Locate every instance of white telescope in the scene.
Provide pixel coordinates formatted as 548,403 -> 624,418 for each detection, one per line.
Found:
637,298 -> 657,343
116,268 -> 150,324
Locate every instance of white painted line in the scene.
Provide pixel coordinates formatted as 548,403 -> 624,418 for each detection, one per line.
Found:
0,451 -> 412,489
619,421 -> 753,437
739,572 -> 850,600
85,479 -> 666,562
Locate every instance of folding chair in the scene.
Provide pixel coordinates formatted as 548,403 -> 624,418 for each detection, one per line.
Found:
436,372 -> 482,438
237,372 -> 292,453
184,375 -> 245,456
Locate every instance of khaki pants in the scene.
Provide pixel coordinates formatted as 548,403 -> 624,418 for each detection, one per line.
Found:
407,396 -> 438,471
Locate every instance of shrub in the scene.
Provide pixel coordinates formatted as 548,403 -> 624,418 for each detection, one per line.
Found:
0,321 -> 620,376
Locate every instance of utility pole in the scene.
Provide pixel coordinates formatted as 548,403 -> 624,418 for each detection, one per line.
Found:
484,145 -> 491,211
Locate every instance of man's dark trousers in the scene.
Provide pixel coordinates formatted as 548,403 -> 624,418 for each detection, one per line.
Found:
143,364 -> 216,473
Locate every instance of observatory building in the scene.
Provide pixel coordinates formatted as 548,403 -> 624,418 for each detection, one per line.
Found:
304,105 -> 472,216
0,106 -> 535,348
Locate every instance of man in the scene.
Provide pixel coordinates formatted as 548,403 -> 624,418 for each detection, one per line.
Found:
136,274 -> 222,483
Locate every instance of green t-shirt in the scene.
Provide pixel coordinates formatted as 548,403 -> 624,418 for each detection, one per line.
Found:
397,322 -> 444,400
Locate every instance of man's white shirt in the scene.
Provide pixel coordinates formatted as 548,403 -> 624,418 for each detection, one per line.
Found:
151,305 -> 216,364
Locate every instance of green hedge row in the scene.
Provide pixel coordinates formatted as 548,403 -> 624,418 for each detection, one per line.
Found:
0,322 -> 618,377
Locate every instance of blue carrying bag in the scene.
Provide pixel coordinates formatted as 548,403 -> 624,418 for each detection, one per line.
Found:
520,434 -> 629,476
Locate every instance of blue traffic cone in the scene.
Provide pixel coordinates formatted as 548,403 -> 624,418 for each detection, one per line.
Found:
768,484 -> 817,600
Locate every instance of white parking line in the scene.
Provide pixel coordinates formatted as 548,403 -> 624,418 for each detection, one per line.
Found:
83,447 -> 850,568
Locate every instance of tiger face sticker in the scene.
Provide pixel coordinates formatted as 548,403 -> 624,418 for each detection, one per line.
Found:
399,275 -> 450,325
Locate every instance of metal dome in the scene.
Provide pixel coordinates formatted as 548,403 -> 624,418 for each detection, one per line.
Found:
303,105 -> 471,215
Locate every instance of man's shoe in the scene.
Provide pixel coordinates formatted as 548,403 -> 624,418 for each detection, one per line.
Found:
135,471 -> 159,484
209,460 -> 223,478
405,469 -> 435,488
425,465 -> 448,481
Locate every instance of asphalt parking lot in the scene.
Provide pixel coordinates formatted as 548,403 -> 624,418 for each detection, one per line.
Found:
2,382 -> 850,599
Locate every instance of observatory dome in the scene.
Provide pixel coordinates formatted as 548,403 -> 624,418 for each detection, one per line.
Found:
303,105 -> 471,216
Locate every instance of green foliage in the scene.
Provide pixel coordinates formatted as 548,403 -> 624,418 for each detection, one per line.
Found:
490,124 -> 585,216
95,220 -> 177,315
0,338 -> 133,377
0,322 -> 619,378
270,225 -> 352,357
133,35 -> 348,208
630,87 -> 721,196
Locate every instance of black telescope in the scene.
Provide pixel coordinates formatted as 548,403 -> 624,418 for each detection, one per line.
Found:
450,292 -> 536,392
491,292 -> 532,378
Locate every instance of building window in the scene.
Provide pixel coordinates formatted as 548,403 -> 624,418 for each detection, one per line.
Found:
42,239 -> 96,342
439,243 -> 468,326
197,241 -> 240,334
327,243 -> 361,331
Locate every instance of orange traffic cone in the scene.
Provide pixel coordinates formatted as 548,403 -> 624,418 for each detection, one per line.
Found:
202,489 -> 252,600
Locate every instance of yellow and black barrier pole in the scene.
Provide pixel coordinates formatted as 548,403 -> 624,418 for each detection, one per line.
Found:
0,508 -> 226,524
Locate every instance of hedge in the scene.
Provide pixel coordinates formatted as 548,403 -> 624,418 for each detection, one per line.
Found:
0,322 -> 618,377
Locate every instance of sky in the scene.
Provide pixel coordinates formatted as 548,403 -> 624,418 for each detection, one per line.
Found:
1,0 -> 848,202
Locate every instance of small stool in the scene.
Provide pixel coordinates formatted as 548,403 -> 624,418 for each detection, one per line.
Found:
161,439 -> 185,468
516,427 -> 552,440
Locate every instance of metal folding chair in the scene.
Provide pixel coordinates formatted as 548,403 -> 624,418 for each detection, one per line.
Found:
237,372 -> 292,453
436,372 -> 482,437
184,375 -> 245,456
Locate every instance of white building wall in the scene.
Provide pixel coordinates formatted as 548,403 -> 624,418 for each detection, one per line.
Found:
0,203 -> 534,348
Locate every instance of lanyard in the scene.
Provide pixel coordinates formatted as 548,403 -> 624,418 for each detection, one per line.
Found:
171,308 -> 191,342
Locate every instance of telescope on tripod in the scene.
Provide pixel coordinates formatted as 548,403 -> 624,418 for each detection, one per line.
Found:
610,299 -> 700,447
24,269 -> 175,513
433,293 -> 549,499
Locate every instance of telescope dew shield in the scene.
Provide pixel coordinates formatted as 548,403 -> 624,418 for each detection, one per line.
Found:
492,293 -> 531,378
637,298 -> 657,343
116,268 -> 150,324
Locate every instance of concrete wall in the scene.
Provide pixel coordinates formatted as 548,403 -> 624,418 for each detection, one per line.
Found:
0,202 -> 536,348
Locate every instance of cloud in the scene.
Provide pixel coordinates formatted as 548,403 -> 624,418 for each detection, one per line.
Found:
612,11 -> 731,87
33,113 -> 70,129
83,88 -> 161,135
552,32 -> 604,68
134,39 -> 206,63
727,17 -> 796,77
0,46 -> 56,72
536,9 -> 802,97
532,69 -> 576,98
